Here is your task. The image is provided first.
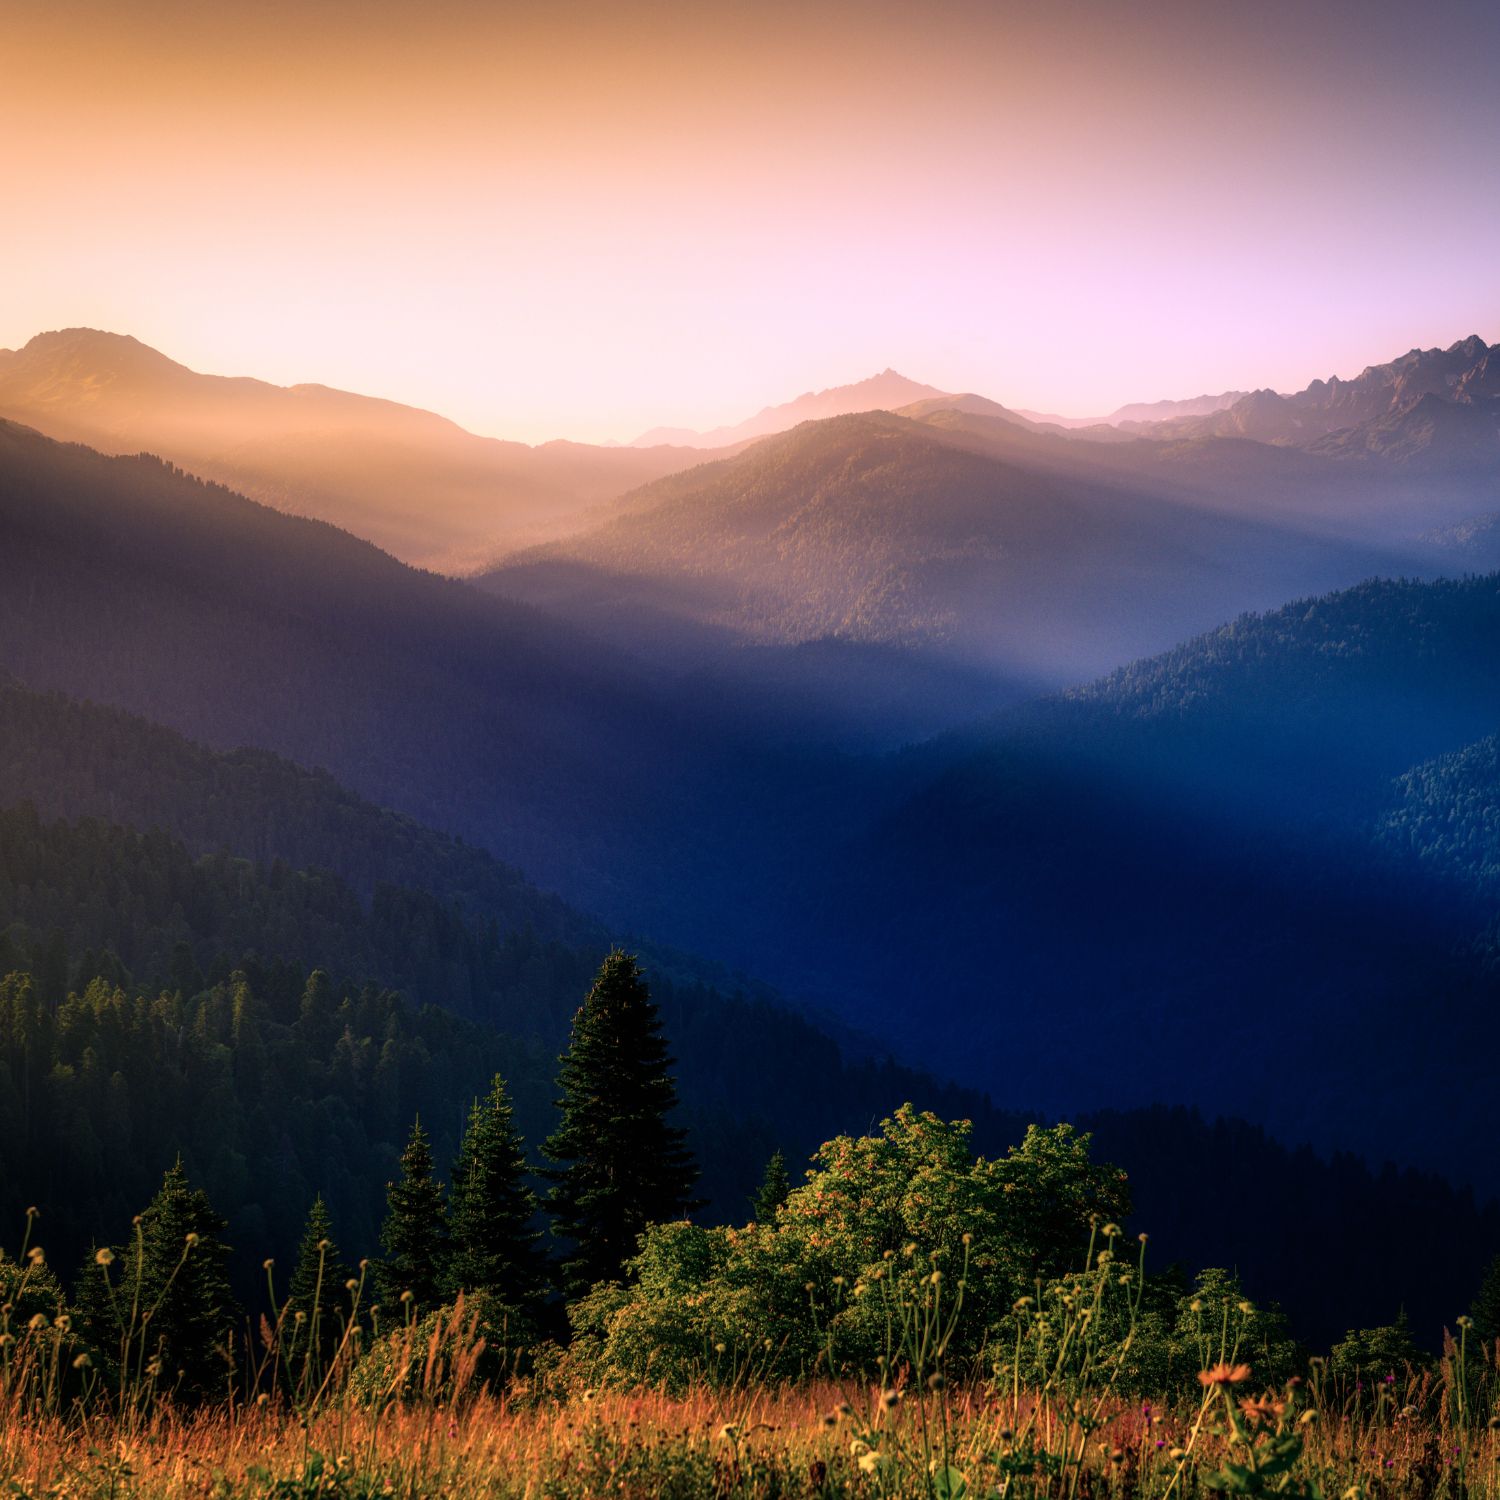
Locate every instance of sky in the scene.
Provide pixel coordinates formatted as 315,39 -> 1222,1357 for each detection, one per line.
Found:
4,0 -> 1499,445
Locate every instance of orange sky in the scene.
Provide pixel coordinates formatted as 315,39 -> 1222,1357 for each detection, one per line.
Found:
6,0 -> 1499,443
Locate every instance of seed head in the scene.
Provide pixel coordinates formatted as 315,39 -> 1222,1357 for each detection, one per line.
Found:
880,1389 -> 899,1409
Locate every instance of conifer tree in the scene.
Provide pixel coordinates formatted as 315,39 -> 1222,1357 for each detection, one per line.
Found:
543,951 -> 698,1299
752,1148 -> 792,1222
447,1074 -> 546,1307
1471,1251 -> 1500,1343
379,1117 -> 448,1314
74,1160 -> 236,1401
287,1195 -> 352,1361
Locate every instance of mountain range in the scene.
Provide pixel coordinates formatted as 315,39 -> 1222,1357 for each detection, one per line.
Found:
629,368 -> 947,448
4,323 -> 1500,1343
0,329 -> 721,569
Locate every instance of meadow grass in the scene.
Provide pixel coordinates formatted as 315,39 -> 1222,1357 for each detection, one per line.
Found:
3,1375 -> 1500,1499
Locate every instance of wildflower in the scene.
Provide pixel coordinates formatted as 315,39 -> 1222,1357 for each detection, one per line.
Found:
95,1247 -> 115,1267
1198,1363 -> 1252,1387
962,1232 -> 973,1246
27,1314 -> 46,1332
71,1353 -> 91,1370
1189,1299 -> 1203,1313
850,1439 -> 870,1457
1102,1223 -> 1121,1238
1238,1394 -> 1284,1426
1238,1301 -> 1254,1316
1138,1232 -> 1149,1244
26,1248 -> 43,1265
262,1258 -> 274,1270
1456,1316 -> 1474,1330
858,1451 -> 883,1475
716,1424 -> 739,1442
713,1342 -> 726,1354
1169,1447 -> 1186,1461
185,1232 -> 200,1247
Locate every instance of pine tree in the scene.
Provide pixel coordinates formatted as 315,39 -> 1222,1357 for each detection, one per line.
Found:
543,951 -> 698,1299
1472,1251 -> 1500,1343
447,1074 -> 547,1308
287,1195 -> 353,1361
752,1148 -> 792,1222
379,1117 -> 448,1314
74,1160 -> 236,1401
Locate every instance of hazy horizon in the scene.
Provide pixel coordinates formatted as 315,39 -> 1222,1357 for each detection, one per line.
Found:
7,0 -> 1499,444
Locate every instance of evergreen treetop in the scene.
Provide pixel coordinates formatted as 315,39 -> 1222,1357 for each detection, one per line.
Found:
752,1148 -> 792,1223
378,1118 -> 448,1315
448,1074 -> 547,1308
287,1194 -> 353,1360
543,951 -> 698,1300
75,1159 -> 236,1401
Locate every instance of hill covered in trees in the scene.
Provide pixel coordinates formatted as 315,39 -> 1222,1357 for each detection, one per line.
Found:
0,679 -> 1497,1347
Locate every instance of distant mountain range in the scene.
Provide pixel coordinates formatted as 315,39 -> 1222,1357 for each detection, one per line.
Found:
1120,335 -> 1500,453
629,369 -> 946,448
0,329 -> 719,569
1017,391 -> 1248,428
477,392 -> 1462,737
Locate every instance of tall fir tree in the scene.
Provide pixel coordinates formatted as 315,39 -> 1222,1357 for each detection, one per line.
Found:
752,1148 -> 792,1222
1471,1251 -> 1500,1343
542,951 -> 698,1299
447,1074 -> 547,1309
73,1160 -> 236,1401
286,1195 -> 353,1361
378,1117 -> 449,1314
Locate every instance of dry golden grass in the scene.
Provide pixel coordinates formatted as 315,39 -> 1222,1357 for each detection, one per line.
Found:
3,1379 -> 1500,1499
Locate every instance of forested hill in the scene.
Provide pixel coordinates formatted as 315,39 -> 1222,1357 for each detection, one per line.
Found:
3,801 -> 1499,1350
783,575 -> 1500,1190
0,418 -> 810,931
1,678 -> 1498,1346
0,678 -> 599,950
